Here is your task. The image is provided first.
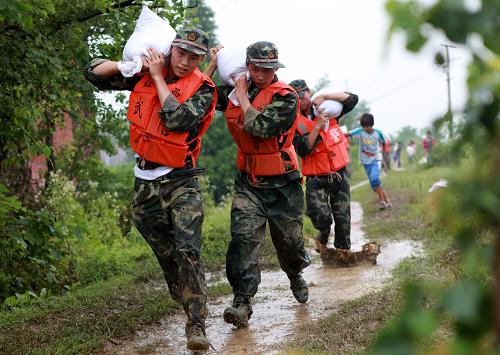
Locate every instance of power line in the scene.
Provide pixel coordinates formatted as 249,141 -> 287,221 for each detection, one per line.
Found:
367,69 -> 430,104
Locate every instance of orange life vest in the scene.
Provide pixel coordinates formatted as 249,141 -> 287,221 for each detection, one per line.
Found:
296,114 -> 350,176
225,81 -> 299,177
127,67 -> 216,168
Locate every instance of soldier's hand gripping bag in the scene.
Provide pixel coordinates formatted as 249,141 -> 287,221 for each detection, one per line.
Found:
312,86 -> 345,118
120,6 -> 177,77
216,46 -> 248,86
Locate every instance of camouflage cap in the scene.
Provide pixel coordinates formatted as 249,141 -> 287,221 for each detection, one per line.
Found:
246,41 -> 285,69
172,27 -> 209,56
289,79 -> 310,97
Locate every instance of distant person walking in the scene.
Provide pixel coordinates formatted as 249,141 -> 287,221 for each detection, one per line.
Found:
392,141 -> 402,168
381,133 -> 391,172
406,140 -> 417,164
422,130 -> 436,161
349,113 -> 391,209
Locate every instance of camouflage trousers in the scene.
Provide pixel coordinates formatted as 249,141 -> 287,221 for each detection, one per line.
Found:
305,167 -> 351,250
132,175 -> 208,326
226,176 -> 311,298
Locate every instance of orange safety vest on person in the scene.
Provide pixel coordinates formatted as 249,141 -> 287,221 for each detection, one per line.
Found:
127,67 -> 216,168
225,81 -> 299,177
296,114 -> 350,176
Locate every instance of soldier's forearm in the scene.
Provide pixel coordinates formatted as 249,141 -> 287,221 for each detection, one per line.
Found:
91,60 -> 120,79
152,75 -> 172,106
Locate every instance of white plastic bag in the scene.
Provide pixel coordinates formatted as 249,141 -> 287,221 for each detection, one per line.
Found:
120,6 -> 176,77
216,46 -> 247,86
117,56 -> 143,77
311,86 -> 346,118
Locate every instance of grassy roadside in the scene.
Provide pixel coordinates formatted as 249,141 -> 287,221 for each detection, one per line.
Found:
285,166 -> 458,354
0,197 -> 280,354
0,258 -> 232,355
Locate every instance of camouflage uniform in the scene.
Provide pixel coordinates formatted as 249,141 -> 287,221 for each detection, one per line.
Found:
84,28 -> 214,349
216,43 -> 310,318
290,79 -> 358,250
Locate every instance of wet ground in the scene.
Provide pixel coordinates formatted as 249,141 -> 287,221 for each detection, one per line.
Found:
106,201 -> 422,354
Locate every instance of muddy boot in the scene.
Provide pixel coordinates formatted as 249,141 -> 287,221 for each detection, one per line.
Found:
185,322 -> 209,351
289,275 -> 309,304
223,296 -> 252,328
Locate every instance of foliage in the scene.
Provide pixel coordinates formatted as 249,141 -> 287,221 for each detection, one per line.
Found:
394,125 -> 419,145
0,0 -> 184,197
369,0 -> 500,352
0,183 -> 69,301
198,112 -> 237,203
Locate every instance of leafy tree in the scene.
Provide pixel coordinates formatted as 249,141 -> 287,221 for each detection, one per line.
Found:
370,0 -> 500,352
197,112 -> 237,203
0,0 -> 184,200
312,74 -> 332,92
395,125 -> 418,146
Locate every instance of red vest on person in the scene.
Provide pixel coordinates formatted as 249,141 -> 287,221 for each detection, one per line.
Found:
127,68 -> 216,168
296,114 -> 350,176
382,134 -> 391,153
225,81 -> 300,177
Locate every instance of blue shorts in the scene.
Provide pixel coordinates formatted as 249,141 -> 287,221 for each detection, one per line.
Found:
363,162 -> 381,189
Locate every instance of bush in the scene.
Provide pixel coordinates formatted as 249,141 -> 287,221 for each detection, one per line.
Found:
0,184 -> 69,302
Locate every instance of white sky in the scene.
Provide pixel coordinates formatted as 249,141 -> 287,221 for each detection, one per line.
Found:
204,0 -> 471,135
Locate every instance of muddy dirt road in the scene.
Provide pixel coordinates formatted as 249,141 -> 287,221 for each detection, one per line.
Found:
106,200 -> 422,354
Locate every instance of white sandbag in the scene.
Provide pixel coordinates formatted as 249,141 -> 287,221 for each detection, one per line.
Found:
314,100 -> 344,118
216,46 -> 247,86
311,86 -> 347,118
121,6 -> 176,77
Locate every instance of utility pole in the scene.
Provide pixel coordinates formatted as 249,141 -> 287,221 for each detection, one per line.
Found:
441,43 -> 456,139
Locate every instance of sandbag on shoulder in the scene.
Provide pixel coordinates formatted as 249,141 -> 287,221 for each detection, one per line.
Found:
312,86 -> 346,118
216,46 -> 247,86
120,6 -> 177,77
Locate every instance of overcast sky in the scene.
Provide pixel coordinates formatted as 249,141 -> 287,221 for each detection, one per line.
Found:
204,0 -> 471,135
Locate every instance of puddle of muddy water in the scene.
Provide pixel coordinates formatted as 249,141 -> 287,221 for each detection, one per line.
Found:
108,202 -> 423,354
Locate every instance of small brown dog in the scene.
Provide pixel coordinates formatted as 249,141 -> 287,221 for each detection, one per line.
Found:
315,240 -> 381,267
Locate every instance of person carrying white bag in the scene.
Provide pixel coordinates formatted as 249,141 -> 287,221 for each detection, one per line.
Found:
84,15 -> 217,351
290,79 -> 358,255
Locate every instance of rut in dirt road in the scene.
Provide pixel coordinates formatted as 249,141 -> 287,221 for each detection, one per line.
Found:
105,201 -> 422,354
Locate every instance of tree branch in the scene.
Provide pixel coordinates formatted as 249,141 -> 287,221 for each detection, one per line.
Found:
76,0 -> 139,24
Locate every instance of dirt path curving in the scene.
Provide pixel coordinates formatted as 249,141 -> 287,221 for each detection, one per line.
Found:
105,200 -> 422,354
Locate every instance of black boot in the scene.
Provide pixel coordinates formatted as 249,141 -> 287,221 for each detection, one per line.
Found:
223,295 -> 253,328
289,274 -> 309,304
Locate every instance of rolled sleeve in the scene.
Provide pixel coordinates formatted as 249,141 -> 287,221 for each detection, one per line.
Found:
83,59 -> 139,91
338,93 -> 359,118
158,83 -> 215,133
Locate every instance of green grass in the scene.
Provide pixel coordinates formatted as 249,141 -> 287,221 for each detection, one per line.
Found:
285,166 -> 459,354
0,195 -> 278,354
0,268 -> 232,355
